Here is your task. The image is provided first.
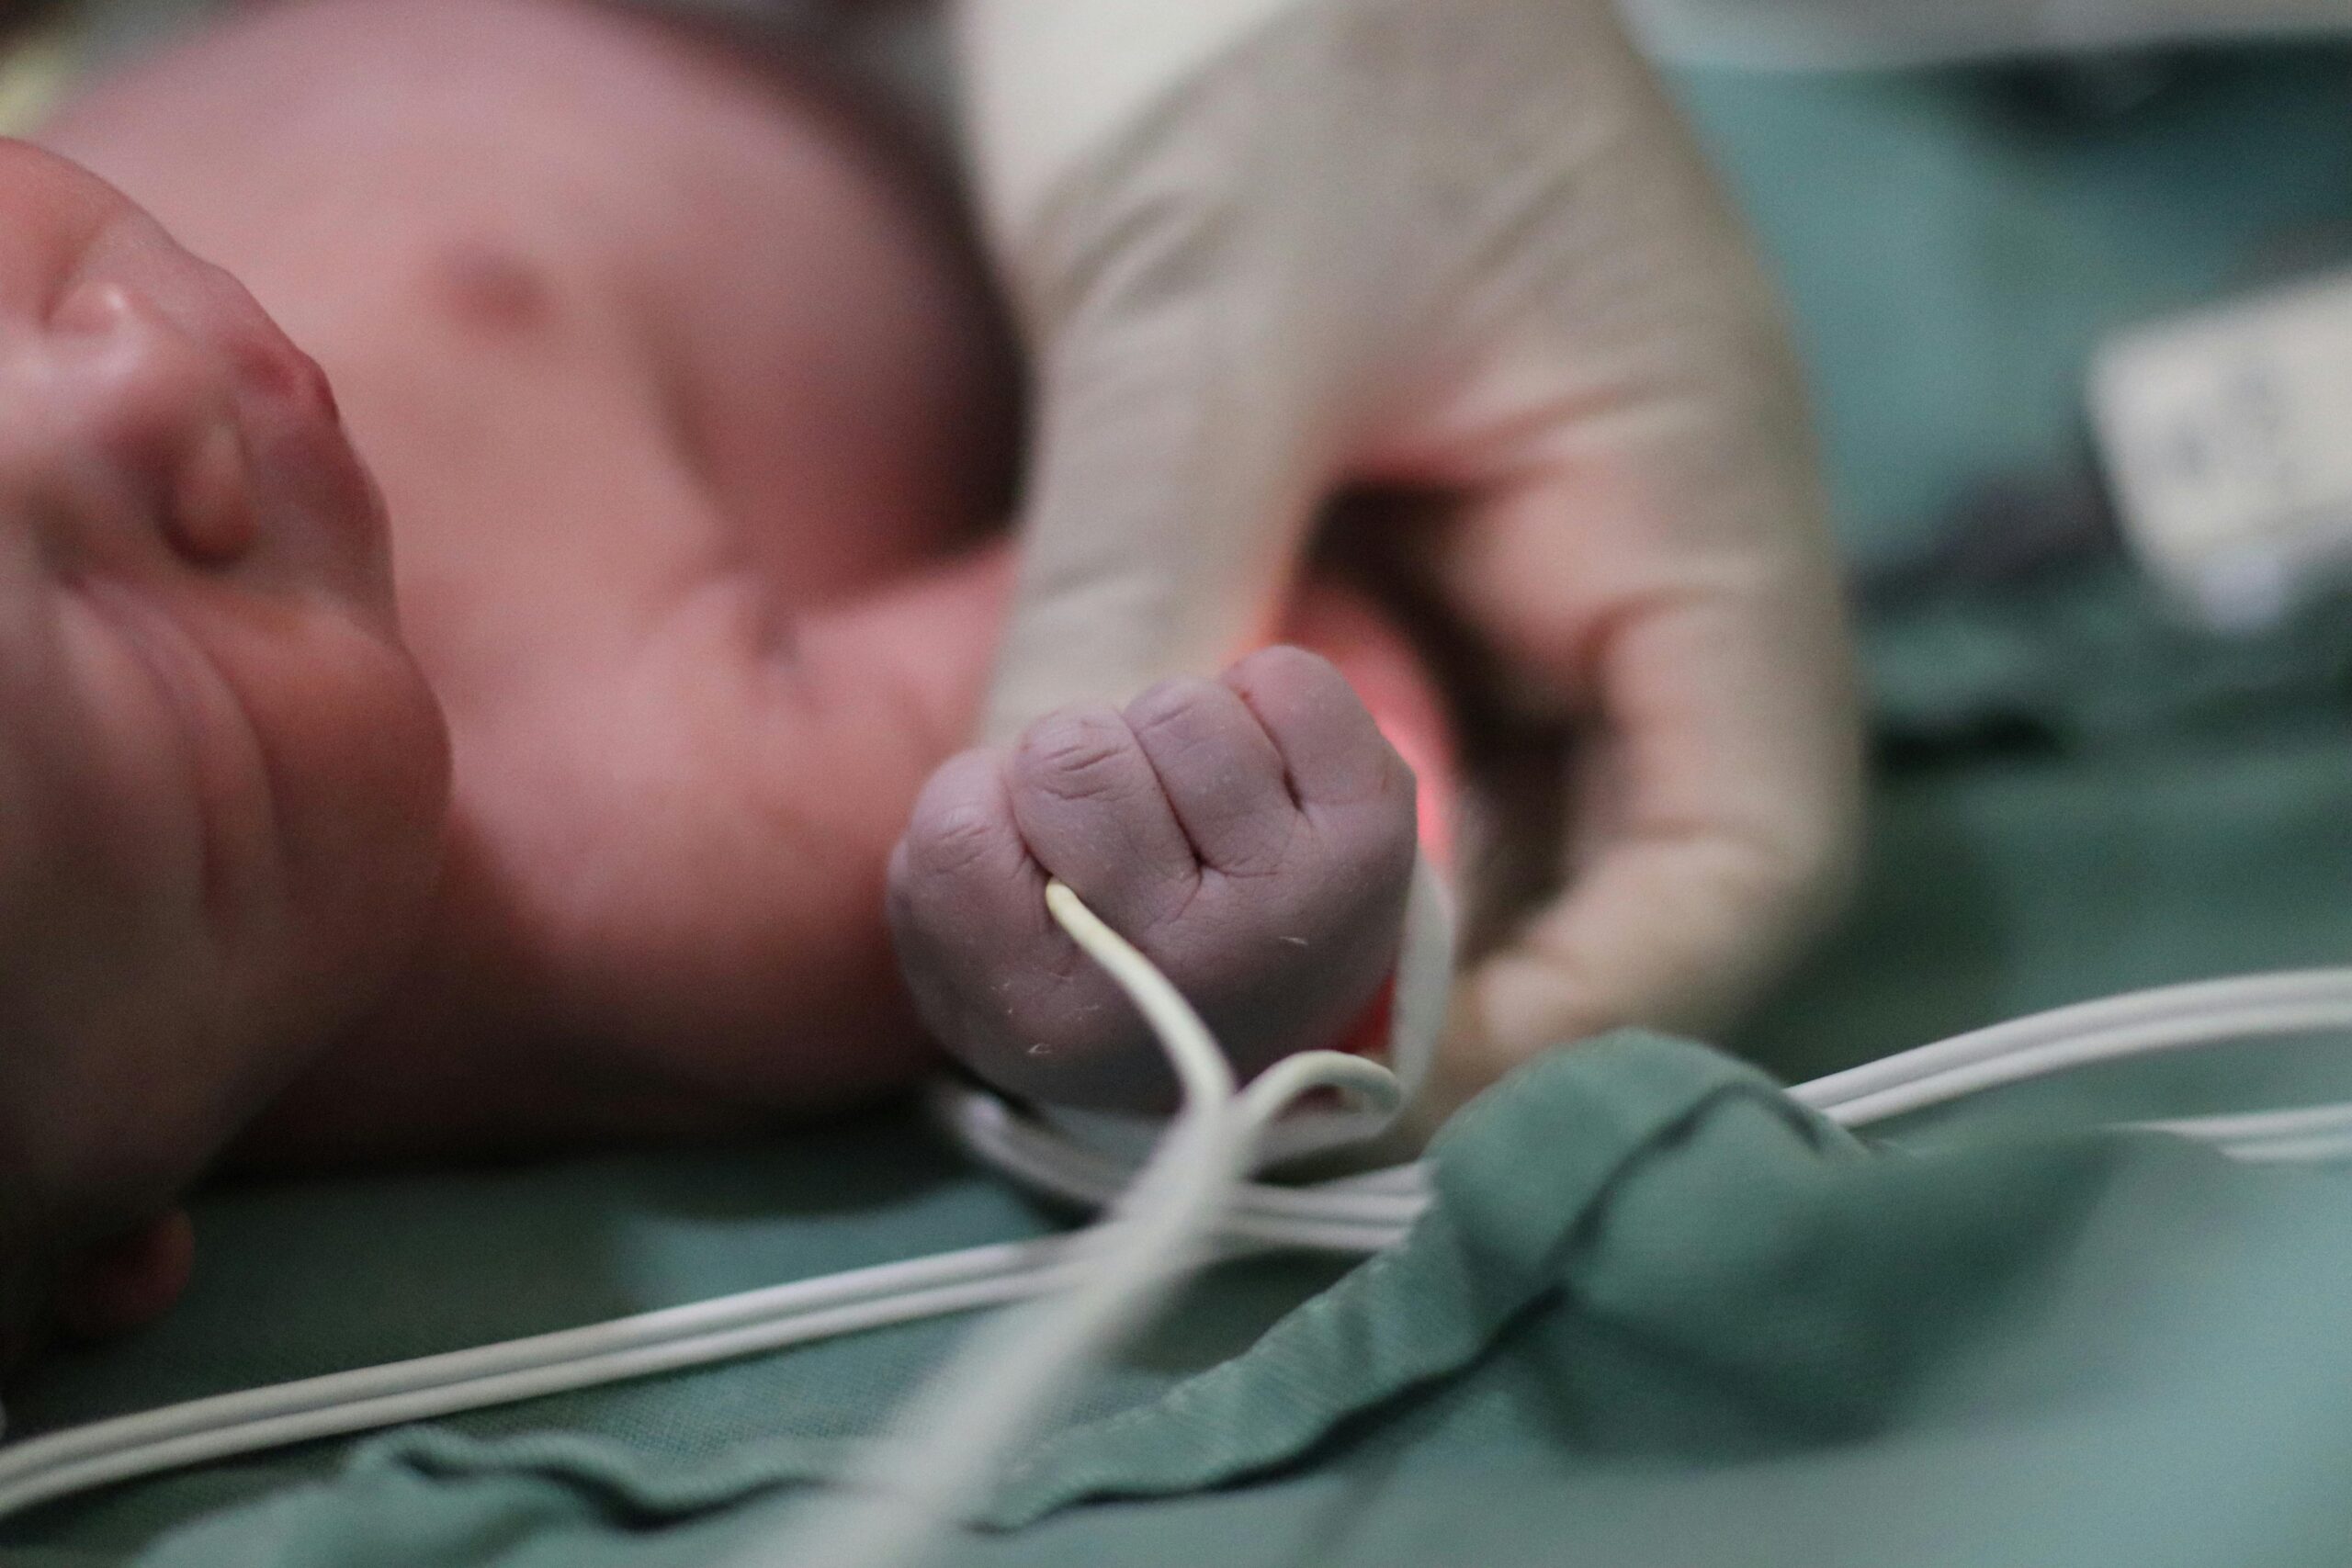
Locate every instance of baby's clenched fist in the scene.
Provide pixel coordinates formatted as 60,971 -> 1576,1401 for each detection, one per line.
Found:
889,647 -> 1416,1109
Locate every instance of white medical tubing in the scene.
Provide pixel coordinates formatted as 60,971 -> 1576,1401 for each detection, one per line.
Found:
0,1240 -> 1081,1520
0,1262 -> 1076,1523
934,1088 -> 1419,1230
745,879 -> 1400,1568
2127,1100 -> 2352,1165
1795,970 -> 2352,1125
0,871 -> 1442,1526
9,968 -> 2352,1528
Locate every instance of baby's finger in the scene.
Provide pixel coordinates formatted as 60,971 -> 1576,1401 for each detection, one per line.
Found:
1006,705 -> 1196,932
1124,675 -> 1295,878
1225,645 -> 1410,819
888,748 -> 1050,1000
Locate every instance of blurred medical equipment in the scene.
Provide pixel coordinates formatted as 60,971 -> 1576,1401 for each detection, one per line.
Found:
1623,0 -> 2352,70
2093,271 -> 2352,631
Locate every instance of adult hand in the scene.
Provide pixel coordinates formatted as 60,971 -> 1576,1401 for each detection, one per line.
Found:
948,0 -> 1863,1117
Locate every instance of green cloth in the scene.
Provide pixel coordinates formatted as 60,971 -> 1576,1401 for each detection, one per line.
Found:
12,48 -> 2352,1568
19,1037 -> 2352,1568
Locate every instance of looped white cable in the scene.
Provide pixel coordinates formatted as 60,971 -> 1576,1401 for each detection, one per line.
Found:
12,966 -> 2352,1531
1017,851 -> 1454,1172
0,877 -> 1423,1528
725,878 -> 1401,1568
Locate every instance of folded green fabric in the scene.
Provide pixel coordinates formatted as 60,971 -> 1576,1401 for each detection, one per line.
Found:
76,1032 -> 2349,1568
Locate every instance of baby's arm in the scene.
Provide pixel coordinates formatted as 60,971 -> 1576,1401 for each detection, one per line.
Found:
888,647 -> 1417,1110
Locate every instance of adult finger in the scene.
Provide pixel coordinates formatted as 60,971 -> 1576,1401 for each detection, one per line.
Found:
1420,450 -> 1864,1122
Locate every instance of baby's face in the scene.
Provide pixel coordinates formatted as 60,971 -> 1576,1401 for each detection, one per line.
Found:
0,142 -> 447,1326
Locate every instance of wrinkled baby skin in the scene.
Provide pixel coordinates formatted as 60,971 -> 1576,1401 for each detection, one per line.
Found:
890,643 -> 1423,1112
12,0 -> 1454,1183
28,0 -> 1033,1160
0,140 -> 449,1345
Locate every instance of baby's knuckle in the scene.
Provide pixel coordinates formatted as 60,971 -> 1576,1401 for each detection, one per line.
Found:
1014,706 -> 1138,799
1212,826 -> 1301,884
1125,675 -> 1223,737
905,799 -> 1013,881
1233,643 -> 1335,689
0,141 -> 114,235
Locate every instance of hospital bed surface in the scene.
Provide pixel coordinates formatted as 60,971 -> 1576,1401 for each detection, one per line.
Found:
10,35 -> 2352,1568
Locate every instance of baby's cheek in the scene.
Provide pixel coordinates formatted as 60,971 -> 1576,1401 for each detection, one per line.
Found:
1280,582 -> 1459,869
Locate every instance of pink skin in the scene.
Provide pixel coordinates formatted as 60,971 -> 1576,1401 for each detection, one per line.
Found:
0,139 -> 447,1348
0,0 -> 1446,1355
40,0 -> 1033,1161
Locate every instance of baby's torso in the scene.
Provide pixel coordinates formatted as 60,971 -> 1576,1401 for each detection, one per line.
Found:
40,0 -> 1457,1161
45,0 -> 1016,654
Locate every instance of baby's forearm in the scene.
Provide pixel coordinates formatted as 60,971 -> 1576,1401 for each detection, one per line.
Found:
240,553 -> 1018,1166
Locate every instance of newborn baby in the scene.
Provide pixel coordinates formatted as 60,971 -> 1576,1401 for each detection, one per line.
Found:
0,0 -> 1447,1356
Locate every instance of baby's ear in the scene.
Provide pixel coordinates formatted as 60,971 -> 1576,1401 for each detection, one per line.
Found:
51,1209 -> 195,1342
